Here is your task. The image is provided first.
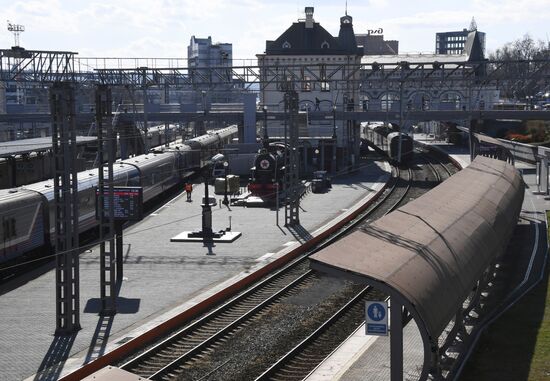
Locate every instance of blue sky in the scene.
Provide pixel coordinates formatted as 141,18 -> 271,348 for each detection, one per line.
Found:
1,0 -> 549,61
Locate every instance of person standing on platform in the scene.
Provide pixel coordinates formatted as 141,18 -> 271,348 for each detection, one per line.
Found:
185,182 -> 193,201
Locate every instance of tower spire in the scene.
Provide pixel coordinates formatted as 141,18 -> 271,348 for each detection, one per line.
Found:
345,0 -> 348,16
469,17 -> 477,31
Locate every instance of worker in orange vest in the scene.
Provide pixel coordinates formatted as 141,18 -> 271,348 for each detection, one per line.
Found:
185,183 -> 193,201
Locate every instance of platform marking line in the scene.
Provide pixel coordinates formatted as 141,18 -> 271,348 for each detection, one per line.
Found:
150,191 -> 186,215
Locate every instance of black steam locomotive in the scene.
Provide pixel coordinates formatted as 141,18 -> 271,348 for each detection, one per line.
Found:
248,145 -> 286,199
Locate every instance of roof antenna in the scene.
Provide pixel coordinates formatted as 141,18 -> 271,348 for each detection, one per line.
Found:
7,20 -> 25,47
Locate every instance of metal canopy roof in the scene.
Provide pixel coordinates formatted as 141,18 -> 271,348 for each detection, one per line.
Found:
0,136 -> 96,157
310,156 -> 524,378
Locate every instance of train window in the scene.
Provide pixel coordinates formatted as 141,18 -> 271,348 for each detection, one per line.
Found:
10,218 -> 16,238
156,163 -> 172,182
128,174 -> 140,186
2,219 -> 7,240
302,76 -> 312,92
80,188 -> 95,215
2,218 -> 16,240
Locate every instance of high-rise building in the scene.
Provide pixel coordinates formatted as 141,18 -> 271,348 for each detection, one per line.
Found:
435,18 -> 485,56
187,36 -> 240,104
187,36 -> 232,69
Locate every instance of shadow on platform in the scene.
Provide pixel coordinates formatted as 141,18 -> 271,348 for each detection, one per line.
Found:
82,282 -> 140,363
33,333 -> 77,381
83,296 -> 141,315
286,224 -> 313,243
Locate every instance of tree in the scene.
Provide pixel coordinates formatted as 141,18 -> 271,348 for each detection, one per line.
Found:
488,34 -> 550,100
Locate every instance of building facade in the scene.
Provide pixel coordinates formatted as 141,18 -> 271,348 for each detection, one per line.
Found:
435,19 -> 485,55
188,36 -> 232,69
257,7 -> 363,172
187,36 -> 239,104
361,29 -> 497,134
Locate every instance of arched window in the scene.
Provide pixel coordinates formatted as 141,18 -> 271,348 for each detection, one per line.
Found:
321,41 -> 330,49
282,41 -> 291,49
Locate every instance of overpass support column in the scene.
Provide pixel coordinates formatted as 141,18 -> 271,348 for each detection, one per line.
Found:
468,119 -> 482,162
96,85 -> 117,316
391,298 -> 403,381
320,141 -> 325,172
50,82 -> 81,333
242,93 -> 257,144
540,157 -> 549,195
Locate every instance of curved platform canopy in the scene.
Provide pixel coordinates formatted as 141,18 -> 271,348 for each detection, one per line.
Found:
310,156 -> 524,379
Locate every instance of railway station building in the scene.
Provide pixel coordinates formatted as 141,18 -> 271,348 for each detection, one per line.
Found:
257,7 -> 363,173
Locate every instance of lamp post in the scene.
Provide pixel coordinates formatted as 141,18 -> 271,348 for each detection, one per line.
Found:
332,105 -> 337,174
332,105 -> 337,139
200,153 -> 225,241
201,90 -> 207,134
263,105 -> 268,147
314,148 -> 320,171
223,161 -> 229,205
526,95 -> 533,110
201,164 -> 213,240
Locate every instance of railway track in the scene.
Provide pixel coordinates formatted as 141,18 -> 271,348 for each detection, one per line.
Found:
249,153 -> 457,381
255,287 -> 386,381
121,261 -> 315,378
116,153 -> 458,381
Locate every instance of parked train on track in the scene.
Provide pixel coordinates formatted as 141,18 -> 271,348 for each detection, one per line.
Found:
361,122 -> 414,163
0,125 -> 238,270
0,124 -> 180,189
248,143 -> 286,200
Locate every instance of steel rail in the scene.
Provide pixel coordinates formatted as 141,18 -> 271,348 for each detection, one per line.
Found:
254,286 -> 377,380
146,271 -> 316,380
121,264 -> 313,376
386,167 -> 414,214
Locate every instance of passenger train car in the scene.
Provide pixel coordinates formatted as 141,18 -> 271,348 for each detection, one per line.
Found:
0,123 -> 179,189
361,122 -> 414,163
0,125 -> 237,270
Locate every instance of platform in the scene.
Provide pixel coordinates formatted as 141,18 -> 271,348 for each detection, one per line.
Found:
306,144 -> 549,380
0,160 -> 391,381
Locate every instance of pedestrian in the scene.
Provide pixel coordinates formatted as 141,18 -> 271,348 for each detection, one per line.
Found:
347,98 -> 354,111
315,97 -> 321,111
185,182 -> 193,201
